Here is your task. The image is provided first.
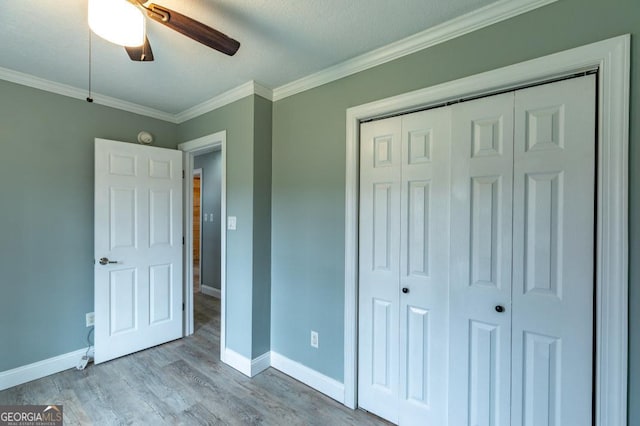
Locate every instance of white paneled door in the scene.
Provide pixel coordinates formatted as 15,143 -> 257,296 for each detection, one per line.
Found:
358,75 -> 595,425
94,139 -> 183,364
359,108 -> 451,425
358,116 -> 402,423
510,76 -> 595,426
448,92 -> 515,426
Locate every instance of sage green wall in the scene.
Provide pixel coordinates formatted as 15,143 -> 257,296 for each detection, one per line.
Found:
0,80 -> 179,372
251,96 -> 272,358
178,96 -> 254,358
270,1 -> 639,421
0,88 -> 272,370
177,95 -> 272,359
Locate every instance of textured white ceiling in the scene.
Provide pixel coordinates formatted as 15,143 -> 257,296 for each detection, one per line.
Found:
0,0 -> 497,114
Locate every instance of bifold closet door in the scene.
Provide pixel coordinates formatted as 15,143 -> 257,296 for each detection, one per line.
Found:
510,75 -> 595,426
448,92 -> 515,426
448,75 -> 596,426
359,75 -> 595,426
358,108 -> 451,425
398,108 -> 451,425
359,116 -> 402,423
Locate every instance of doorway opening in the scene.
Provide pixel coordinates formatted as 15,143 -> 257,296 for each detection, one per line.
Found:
192,152 -> 222,301
179,131 -> 227,360
193,168 -> 202,293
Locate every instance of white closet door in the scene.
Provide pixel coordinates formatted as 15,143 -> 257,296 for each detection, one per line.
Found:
359,76 -> 595,426
511,76 -> 595,426
398,109 -> 451,425
359,108 -> 452,425
449,92 -> 515,426
359,116 -> 403,423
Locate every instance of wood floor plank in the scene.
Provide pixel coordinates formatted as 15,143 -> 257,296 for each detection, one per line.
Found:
0,294 -> 391,425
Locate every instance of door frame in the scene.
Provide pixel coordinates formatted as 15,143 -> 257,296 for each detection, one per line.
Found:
192,168 -> 203,293
344,35 -> 629,425
178,131 -> 226,352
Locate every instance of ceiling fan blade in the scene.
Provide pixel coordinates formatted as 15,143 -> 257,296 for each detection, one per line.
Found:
125,36 -> 155,61
146,3 -> 240,56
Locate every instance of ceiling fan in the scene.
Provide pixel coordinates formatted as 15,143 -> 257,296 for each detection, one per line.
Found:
89,0 -> 241,62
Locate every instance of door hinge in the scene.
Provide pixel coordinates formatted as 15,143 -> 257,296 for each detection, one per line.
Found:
182,303 -> 185,311
182,236 -> 185,245
182,170 -> 185,178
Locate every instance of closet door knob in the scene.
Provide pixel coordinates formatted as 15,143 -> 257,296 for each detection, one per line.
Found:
402,287 -> 409,294
495,305 -> 505,313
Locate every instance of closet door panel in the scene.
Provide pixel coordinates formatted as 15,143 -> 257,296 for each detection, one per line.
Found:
358,117 -> 403,423
399,108 -> 451,425
449,93 -> 514,426
511,75 -> 595,426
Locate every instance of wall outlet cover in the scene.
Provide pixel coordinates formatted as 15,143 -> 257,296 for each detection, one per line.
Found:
86,312 -> 95,327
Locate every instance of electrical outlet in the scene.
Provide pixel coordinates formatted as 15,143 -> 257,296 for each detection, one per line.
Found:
227,216 -> 237,230
311,331 -> 319,348
86,312 -> 95,327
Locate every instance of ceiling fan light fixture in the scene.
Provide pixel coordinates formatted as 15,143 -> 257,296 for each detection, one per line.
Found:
88,0 -> 145,47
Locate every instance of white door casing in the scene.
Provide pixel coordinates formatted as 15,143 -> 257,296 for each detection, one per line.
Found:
94,139 -> 183,364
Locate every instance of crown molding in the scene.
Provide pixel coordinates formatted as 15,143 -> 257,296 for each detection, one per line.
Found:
175,80 -> 273,124
0,0 -> 555,121
271,0 -> 558,101
252,81 -> 274,102
0,66 -> 178,123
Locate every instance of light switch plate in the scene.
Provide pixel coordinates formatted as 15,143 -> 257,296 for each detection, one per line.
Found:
227,216 -> 237,230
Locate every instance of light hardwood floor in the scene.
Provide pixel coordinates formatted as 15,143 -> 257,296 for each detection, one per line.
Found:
0,294 -> 391,425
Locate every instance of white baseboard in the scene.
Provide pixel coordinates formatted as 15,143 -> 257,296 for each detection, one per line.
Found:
270,351 -> 345,404
221,348 -> 251,376
4,346 -> 344,409
251,352 -> 271,376
4,346 -> 345,408
201,285 -> 221,299
221,348 -> 270,378
0,348 -> 89,391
